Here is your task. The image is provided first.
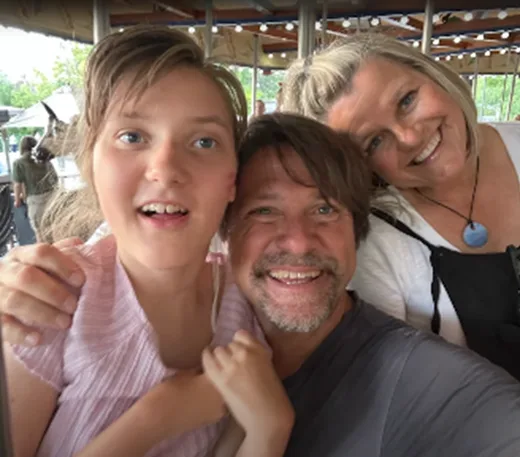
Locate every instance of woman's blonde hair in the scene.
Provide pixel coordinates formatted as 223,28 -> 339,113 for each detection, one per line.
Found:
283,32 -> 479,159
41,25 -> 247,243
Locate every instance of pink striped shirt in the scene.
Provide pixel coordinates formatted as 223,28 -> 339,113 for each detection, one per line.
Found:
12,235 -> 265,457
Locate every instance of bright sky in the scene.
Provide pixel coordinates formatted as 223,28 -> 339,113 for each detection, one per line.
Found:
0,26 -> 72,82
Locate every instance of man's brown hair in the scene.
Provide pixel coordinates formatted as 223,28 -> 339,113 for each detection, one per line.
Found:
228,113 -> 371,245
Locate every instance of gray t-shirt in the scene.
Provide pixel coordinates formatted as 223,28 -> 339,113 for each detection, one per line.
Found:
283,299 -> 520,457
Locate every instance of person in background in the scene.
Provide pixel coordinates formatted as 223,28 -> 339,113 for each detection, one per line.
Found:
253,100 -> 265,118
11,136 -> 58,241
282,32 -> 520,380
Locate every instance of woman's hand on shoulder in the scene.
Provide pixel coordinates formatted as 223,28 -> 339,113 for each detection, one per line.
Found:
0,238 -> 85,345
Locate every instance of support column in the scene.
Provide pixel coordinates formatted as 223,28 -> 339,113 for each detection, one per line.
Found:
298,1 -> 316,59
506,53 -> 519,120
93,0 -> 110,44
204,0 -> 213,59
251,34 -> 259,116
421,0 -> 434,55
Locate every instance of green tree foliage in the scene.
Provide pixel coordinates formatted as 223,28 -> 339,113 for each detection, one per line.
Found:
473,74 -> 520,121
0,42 -> 91,109
228,66 -> 285,114
0,72 -> 13,106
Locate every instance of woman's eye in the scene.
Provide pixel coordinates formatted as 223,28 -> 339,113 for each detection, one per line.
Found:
399,91 -> 416,110
118,131 -> 143,144
194,137 -> 217,149
366,136 -> 383,154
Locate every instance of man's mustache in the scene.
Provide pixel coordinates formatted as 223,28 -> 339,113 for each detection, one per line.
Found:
253,252 -> 338,277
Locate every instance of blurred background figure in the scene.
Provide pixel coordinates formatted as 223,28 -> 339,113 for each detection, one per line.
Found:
11,135 -> 58,241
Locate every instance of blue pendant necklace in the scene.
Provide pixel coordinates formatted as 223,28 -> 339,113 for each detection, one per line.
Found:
416,156 -> 488,248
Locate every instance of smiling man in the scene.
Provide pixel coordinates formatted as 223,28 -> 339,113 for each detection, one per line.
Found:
226,113 -> 520,456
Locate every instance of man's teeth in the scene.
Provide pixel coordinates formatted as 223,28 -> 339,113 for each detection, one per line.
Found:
413,131 -> 441,165
141,203 -> 188,214
269,270 -> 321,280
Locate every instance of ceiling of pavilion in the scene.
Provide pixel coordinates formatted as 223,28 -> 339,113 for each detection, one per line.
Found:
0,1 -> 519,73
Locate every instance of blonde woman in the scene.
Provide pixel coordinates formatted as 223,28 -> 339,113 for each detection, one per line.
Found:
283,33 -> 520,380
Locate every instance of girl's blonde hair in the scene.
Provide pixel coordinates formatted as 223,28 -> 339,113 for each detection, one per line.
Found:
42,26 -> 247,242
283,32 -> 479,159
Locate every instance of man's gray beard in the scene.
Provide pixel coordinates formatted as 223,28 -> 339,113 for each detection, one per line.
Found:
250,251 -> 343,333
254,284 -> 341,332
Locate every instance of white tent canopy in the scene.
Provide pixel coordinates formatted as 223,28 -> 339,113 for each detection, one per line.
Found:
3,90 -> 79,129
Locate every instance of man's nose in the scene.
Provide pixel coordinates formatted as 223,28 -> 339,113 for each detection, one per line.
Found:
275,217 -> 317,254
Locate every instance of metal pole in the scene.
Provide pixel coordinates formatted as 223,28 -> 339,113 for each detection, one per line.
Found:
481,75 -> 487,119
298,1 -> 316,59
500,49 -> 511,121
421,0 -> 434,55
93,0 -> 110,44
1,130 -> 10,175
472,55 -> 479,100
321,0 -> 328,47
251,34 -> 259,116
204,0 -> 213,59
506,53 -> 520,120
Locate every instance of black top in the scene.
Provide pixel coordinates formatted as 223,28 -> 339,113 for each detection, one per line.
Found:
371,208 -> 520,380
283,298 -> 520,457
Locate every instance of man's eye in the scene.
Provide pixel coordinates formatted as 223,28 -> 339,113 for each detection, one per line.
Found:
250,207 -> 272,216
317,205 -> 335,215
193,137 -> 217,149
119,131 -> 143,144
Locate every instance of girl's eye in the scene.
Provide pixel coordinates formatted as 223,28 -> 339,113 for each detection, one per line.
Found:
118,131 -> 143,144
193,137 -> 217,149
366,135 -> 383,155
399,91 -> 417,110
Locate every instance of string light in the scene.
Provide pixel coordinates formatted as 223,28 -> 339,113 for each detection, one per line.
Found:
413,41 -> 420,48
497,10 -> 508,20
370,17 -> 380,27
212,25 -> 218,33
259,24 -> 268,32
477,33 -> 484,40
400,16 -> 409,25
433,38 -> 440,45
463,12 -> 474,21
484,50 -> 491,56
268,53 -> 274,59
453,36 -> 462,44
281,52 -> 287,58
446,55 -> 452,61
501,31 -> 510,39
188,26 -> 196,34
470,52 -> 477,58
500,48 -> 507,55
286,23 -> 294,31
235,25 -> 243,32
458,54 -> 464,60
342,19 -> 351,28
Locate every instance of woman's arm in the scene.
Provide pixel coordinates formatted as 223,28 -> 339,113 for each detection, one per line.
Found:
4,344 -> 58,457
